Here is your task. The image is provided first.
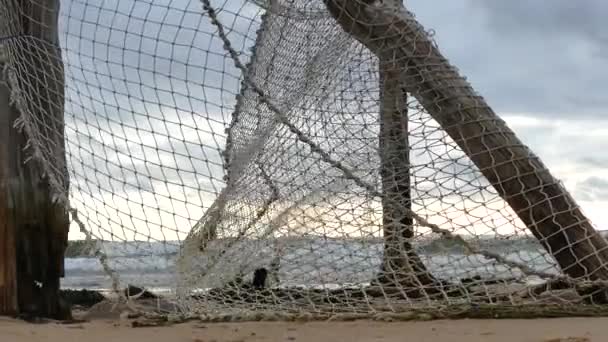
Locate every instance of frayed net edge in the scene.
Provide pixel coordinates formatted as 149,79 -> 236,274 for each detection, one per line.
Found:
2,47 -> 69,207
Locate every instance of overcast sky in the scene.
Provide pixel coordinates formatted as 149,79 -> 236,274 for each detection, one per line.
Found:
59,0 -> 608,240
406,0 -> 608,229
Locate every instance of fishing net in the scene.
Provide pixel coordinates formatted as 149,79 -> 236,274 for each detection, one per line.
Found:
2,0 -> 607,321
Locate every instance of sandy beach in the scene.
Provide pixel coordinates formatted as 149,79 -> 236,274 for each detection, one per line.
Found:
1,316 -> 606,342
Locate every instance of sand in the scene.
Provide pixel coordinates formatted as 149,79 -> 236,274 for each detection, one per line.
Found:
1,316 -> 607,342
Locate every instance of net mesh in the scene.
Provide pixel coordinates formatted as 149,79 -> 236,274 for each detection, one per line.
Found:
1,0 -> 608,320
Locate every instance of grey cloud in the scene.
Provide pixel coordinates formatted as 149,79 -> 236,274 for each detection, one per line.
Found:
575,176 -> 608,201
59,0 -> 262,200
472,0 -> 608,42
59,0 -> 608,124
580,157 -> 608,169
407,0 -> 608,118
66,122 -> 226,199
60,0 -> 263,126
54,0 -> 607,207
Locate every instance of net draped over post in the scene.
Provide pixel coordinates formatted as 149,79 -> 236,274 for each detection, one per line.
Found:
1,0 -> 607,320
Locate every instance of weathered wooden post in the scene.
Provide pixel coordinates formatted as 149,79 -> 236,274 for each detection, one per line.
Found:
324,0 -> 608,281
375,61 -> 441,293
0,0 -> 70,318
370,0 -> 441,294
0,47 -> 19,315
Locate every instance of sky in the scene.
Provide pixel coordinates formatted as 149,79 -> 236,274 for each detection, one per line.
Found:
405,0 -> 608,230
55,0 -> 608,241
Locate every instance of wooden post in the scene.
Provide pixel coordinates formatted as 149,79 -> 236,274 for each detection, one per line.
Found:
324,0 -> 608,280
374,62 -> 440,293
0,0 -> 70,318
0,50 -> 19,315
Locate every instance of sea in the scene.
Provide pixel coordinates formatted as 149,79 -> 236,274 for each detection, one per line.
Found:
60,237 -> 562,293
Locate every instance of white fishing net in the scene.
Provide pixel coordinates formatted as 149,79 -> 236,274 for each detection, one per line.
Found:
2,0 -> 607,320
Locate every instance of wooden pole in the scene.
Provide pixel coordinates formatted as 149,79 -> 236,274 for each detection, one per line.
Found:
0,50 -> 19,316
369,0 -> 440,295
323,0 -> 608,280
0,0 -> 70,318
375,62 -> 440,293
